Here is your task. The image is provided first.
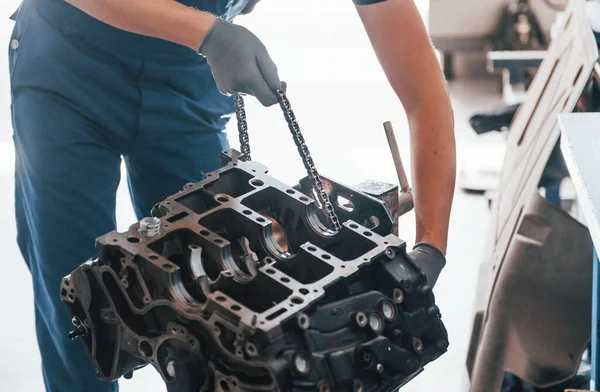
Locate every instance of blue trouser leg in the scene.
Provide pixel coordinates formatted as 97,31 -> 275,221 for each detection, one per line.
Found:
10,2 -> 232,391
125,60 -> 230,218
10,4 -> 138,391
125,129 -> 228,219
13,91 -> 122,392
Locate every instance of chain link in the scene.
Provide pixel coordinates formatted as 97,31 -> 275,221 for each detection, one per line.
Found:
232,88 -> 341,231
274,89 -> 341,231
234,94 -> 251,161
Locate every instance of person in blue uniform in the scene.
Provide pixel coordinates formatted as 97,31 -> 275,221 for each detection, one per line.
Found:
8,0 -> 456,390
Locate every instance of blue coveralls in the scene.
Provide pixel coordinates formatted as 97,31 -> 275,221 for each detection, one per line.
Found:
8,0 -> 251,390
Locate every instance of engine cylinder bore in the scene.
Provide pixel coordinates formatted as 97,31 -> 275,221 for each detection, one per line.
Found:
61,150 -> 448,392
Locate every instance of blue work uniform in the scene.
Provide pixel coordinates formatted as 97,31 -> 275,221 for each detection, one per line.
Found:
9,0 -> 252,391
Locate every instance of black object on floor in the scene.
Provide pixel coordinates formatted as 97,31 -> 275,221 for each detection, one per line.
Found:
469,104 -> 520,135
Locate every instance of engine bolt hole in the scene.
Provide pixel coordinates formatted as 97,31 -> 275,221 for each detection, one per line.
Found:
368,312 -> 384,333
293,352 -> 311,374
354,381 -> 364,392
355,312 -> 367,328
297,313 -> 310,330
319,382 -> 331,392
245,342 -> 257,356
139,341 -> 153,357
219,380 -> 230,391
381,300 -> 397,321
393,288 -> 404,304
413,337 -> 424,353
385,248 -> 396,259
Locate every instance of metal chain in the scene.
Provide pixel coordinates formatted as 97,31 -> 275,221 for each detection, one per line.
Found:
275,88 -> 341,231
234,94 -> 251,161
232,89 -> 341,231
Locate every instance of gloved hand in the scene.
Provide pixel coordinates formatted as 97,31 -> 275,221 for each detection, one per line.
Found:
198,18 -> 281,107
241,0 -> 262,14
407,243 -> 446,289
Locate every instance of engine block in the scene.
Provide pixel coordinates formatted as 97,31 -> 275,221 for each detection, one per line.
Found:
61,149 -> 448,392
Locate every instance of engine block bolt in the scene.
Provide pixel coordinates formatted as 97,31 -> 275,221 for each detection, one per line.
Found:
67,316 -> 89,341
402,279 -> 413,293
393,288 -> 404,304
376,363 -> 384,373
380,300 -> 396,321
355,312 -> 368,328
293,352 -> 311,374
412,337 -> 424,353
139,217 -> 161,237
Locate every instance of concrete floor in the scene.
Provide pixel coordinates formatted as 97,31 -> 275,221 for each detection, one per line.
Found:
0,1 -> 503,391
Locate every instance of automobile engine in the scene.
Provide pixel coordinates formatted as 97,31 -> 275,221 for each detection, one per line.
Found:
61,92 -> 448,391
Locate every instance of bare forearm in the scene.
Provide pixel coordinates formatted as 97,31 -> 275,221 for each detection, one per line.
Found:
65,0 -> 216,50
357,0 -> 456,253
409,102 -> 455,254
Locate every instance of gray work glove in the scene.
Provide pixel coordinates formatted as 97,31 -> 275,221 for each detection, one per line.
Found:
408,243 -> 446,289
199,18 -> 281,107
241,0 -> 261,14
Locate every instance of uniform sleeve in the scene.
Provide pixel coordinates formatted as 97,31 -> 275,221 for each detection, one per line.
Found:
352,0 -> 388,5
